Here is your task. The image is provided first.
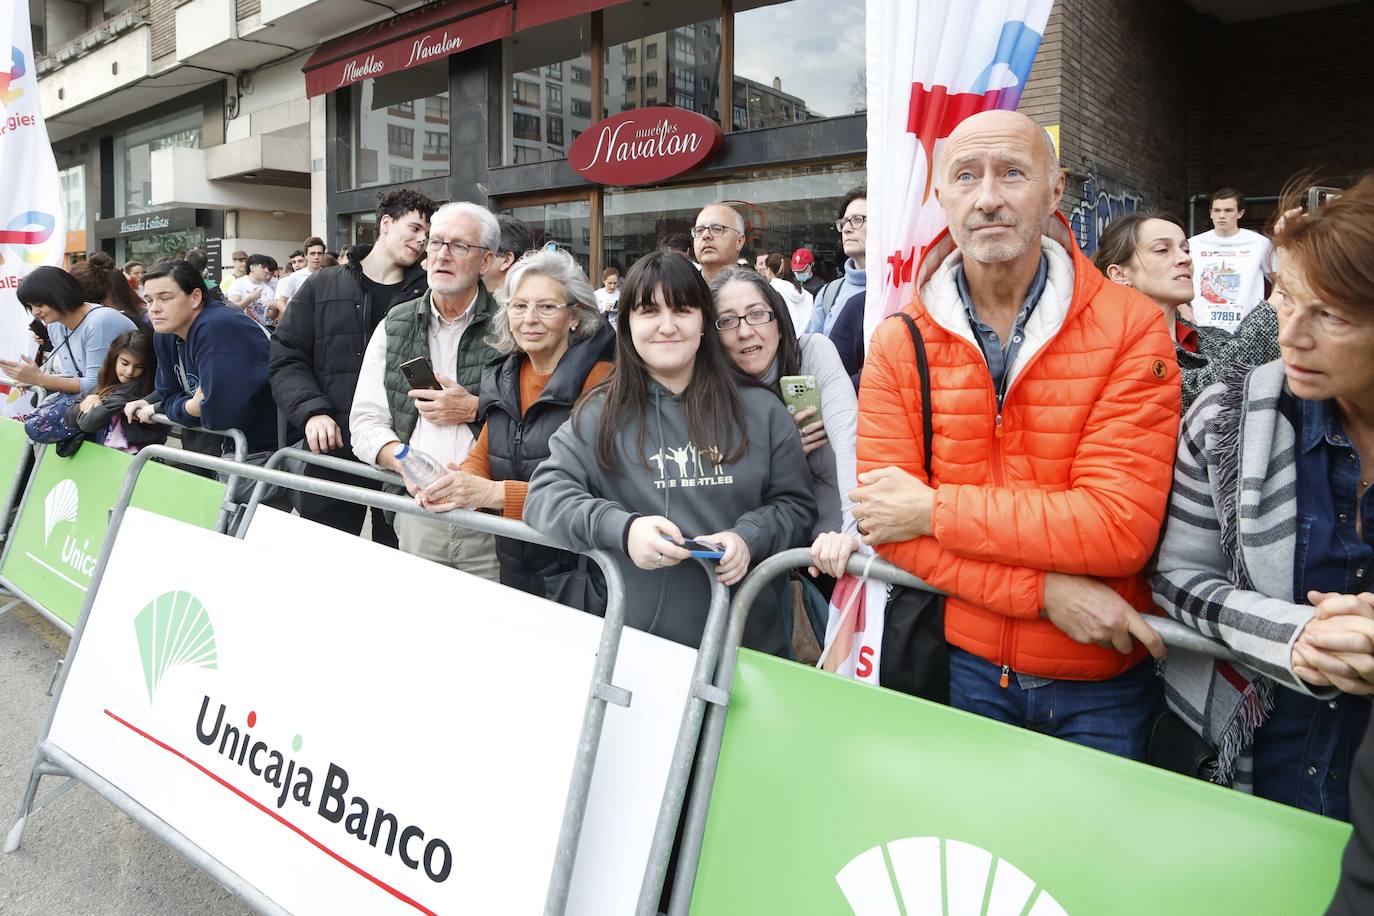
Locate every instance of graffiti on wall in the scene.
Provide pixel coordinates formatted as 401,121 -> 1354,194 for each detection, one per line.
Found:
1068,173 -> 1142,255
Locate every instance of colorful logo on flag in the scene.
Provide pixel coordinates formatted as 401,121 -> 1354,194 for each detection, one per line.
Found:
0,47 -> 25,105
837,836 -> 1068,916
134,591 -> 219,701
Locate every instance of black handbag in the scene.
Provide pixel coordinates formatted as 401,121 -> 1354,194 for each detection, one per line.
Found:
543,554 -> 608,617
1146,708 -> 1218,779
875,315 -> 949,704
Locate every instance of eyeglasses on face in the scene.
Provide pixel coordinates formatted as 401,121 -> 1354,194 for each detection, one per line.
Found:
835,214 -> 868,233
715,308 -> 775,331
691,223 -> 740,239
425,238 -> 489,257
507,300 -> 572,318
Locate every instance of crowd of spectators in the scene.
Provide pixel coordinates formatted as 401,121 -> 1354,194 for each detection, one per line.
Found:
8,107 -> 1374,907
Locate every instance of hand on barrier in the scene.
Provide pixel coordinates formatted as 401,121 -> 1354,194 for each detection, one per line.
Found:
793,406 -> 828,456
850,466 -> 935,545
1042,572 -> 1167,660
417,466 -> 503,513
809,531 -> 862,578
0,355 -> 41,387
628,516 -> 692,571
410,373 -> 479,426
699,530 -> 749,585
124,399 -> 158,424
1293,614 -> 1374,694
304,414 -> 344,454
186,388 -> 205,418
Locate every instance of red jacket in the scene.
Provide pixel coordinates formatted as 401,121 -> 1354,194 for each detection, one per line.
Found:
857,216 -> 1181,680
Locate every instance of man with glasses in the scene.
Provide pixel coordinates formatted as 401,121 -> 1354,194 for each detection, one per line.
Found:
692,203 -> 747,282
270,189 -> 434,545
349,201 -> 502,579
807,187 -> 868,338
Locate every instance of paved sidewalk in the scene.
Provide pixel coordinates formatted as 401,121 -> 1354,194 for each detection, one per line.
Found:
0,607 -> 249,915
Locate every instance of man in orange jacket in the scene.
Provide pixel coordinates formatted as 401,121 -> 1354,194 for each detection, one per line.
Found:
852,110 -> 1181,760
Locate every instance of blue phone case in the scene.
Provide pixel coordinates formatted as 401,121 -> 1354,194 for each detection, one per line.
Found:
664,535 -> 725,560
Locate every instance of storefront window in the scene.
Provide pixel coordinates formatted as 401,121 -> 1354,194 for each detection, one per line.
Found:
122,229 -> 207,266
499,198 -> 592,275
733,0 -> 866,131
113,107 -> 203,217
601,160 -> 864,278
604,0 -> 720,120
494,17 -> 593,167
347,60 -> 450,189
57,165 -> 85,232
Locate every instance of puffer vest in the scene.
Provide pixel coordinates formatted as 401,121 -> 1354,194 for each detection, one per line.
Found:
383,286 -> 497,443
480,323 -> 614,597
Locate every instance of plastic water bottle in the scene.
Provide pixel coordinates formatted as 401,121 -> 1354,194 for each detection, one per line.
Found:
393,443 -> 444,490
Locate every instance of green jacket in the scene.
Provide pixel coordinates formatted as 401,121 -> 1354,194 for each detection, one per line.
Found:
383,286 -> 499,443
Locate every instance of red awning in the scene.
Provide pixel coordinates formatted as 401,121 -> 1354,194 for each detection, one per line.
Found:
303,1 -> 512,98
514,0 -> 629,32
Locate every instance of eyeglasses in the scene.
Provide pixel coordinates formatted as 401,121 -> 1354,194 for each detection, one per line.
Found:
425,238 -> 489,257
690,223 -> 740,239
715,309 -> 776,331
507,300 -> 572,318
835,214 -> 868,233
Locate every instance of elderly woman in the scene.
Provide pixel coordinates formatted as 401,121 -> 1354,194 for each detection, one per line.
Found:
1094,212 -> 1279,411
1151,176 -> 1374,820
419,249 -> 614,603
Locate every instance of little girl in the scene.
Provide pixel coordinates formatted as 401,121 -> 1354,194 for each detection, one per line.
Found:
65,331 -> 168,453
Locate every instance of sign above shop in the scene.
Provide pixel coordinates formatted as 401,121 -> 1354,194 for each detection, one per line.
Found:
95,208 -> 198,240
302,2 -> 511,98
569,107 -> 725,187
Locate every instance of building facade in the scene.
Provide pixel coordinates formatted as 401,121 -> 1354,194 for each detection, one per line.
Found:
34,0 -> 1374,278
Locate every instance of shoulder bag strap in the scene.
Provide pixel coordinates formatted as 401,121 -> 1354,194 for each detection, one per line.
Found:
896,313 -> 933,484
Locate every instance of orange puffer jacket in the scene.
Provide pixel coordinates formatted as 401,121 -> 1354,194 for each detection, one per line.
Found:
858,217 -> 1181,681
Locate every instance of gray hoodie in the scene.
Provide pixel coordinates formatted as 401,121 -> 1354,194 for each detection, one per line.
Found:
525,382 -> 817,654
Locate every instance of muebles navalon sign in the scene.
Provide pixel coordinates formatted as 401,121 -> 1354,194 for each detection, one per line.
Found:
688,651 -> 1351,915
568,107 -> 725,187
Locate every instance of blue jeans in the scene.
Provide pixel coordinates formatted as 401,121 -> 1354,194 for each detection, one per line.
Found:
1251,685 -> 1370,821
948,647 -> 1161,761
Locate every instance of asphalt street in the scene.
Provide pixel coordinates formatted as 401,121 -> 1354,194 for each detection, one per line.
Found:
0,605 -> 249,915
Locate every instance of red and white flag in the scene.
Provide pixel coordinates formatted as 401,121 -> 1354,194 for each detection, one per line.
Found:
823,0 -> 1052,685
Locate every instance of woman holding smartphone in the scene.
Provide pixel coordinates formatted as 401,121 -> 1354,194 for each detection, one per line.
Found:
708,267 -> 857,542
524,252 -> 815,653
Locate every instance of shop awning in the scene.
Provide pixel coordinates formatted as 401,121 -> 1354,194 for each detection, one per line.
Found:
514,0 -> 630,31
302,1 -> 513,98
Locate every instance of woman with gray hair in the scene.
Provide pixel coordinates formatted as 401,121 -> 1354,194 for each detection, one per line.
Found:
420,248 -> 614,604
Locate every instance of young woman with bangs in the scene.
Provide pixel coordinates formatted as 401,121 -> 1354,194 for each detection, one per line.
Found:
524,251 -> 816,653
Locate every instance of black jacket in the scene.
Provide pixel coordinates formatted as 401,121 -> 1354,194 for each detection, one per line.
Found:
65,380 -> 169,450
269,246 -> 427,449
479,323 -> 614,600
827,288 -> 867,392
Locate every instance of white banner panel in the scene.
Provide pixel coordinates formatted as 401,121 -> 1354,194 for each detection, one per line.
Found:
48,507 -> 694,914
1,0 -> 63,390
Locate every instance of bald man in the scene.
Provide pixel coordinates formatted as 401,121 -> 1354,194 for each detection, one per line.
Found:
847,110 -> 1181,761
691,202 -> 746,282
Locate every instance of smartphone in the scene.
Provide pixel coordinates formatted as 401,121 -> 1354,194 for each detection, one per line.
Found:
400,356 -> 440,390
1306,186 -> 1342,212
780,375 -> 823,428
663,535 -> 726,560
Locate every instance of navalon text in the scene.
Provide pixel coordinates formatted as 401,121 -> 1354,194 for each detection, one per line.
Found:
196,696 -> 453,882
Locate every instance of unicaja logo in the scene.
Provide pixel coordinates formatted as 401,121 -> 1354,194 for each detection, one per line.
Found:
837,837 -> 1067,916
42,479 -> 77,544
134,591 -> 218,702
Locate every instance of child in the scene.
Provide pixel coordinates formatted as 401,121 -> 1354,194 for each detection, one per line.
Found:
65,331 -> 168,453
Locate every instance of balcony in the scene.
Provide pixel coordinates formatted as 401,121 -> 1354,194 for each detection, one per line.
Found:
175,0 -> 289,71
149,147 -> 311,211
246,0 -> 415,52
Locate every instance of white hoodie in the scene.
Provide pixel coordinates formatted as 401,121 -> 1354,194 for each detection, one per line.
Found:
770,278 -> 813,337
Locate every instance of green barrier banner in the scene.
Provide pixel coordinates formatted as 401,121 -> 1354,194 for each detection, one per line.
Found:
691,651 -> 1352,915
0,418 -> 31,488
1,443 -> 224,626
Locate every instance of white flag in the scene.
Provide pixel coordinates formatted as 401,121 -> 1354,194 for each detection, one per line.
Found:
0,0 -> 66,404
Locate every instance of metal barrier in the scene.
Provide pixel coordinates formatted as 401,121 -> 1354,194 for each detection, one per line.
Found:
6,443 -> 710,916
659,548 -> 1242,914
0,419 -> 248,635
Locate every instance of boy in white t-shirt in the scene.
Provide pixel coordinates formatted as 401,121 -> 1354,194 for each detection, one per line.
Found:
595,267 -> 620,315
226,254 -> 278,329
1188,188 -> 1273,333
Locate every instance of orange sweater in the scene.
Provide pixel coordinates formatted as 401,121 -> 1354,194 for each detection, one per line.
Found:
461,359 -> 613,519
